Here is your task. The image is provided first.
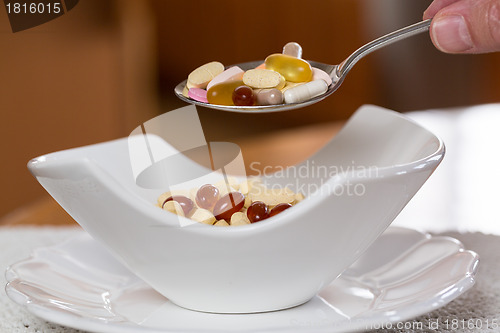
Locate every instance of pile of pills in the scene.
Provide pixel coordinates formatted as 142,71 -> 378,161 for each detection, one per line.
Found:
157,178 -> 305,226
182,42 -> 332,107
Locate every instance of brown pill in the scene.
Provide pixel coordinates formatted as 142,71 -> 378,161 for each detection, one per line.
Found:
269,203 -> 292,217
232,85 -> 255,106
213,191 -> 245,221
247,201 -> 269,223
254,88 -> 283,105
195,184 -> 220,210
164,195 -> 194,216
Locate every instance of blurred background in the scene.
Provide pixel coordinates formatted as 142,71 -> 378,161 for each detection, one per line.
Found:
1,0 -> 499,221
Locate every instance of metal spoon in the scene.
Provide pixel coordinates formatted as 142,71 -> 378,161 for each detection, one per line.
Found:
174,19 -> 431,113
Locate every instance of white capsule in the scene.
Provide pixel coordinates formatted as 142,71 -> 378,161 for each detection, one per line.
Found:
282,42 -> 303,58
283,79 -> 328,104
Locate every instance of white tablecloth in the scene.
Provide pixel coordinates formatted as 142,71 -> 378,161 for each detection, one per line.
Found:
1,227 -> 83,333
1,226 -> 499,333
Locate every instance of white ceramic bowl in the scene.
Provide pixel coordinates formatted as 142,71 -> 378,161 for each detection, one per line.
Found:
28,105 -> 444,313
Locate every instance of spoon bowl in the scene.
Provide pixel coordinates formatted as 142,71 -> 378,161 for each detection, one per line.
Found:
174,20 -> 431,113
175,60 -> 337,113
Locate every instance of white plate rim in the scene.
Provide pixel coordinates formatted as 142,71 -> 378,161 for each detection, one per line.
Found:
4,226 -> 480,333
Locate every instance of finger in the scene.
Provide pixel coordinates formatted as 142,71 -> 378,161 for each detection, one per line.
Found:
424,0 -> 462,19
430,0 -> 500,53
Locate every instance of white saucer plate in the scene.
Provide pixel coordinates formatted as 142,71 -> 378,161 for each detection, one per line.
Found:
5,227 -> 479,333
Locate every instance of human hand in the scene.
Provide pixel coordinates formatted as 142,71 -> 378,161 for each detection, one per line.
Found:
424,0 -> 500,53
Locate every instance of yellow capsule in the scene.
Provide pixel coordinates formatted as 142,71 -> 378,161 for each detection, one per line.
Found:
276,74 -> 286,90
264,54 -> 313,83
207,80 -> 244,106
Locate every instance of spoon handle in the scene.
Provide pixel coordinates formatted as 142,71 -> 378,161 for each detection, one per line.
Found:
336,19 -> 432,80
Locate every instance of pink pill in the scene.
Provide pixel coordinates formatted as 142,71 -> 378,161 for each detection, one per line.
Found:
206,66 -> 244,91
312,67 -> 332,85
188,88 -> 208,103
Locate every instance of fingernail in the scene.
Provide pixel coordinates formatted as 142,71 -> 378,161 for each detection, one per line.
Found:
432,15 -> 473,53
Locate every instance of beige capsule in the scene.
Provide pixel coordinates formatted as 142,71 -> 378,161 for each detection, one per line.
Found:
294,192 -> 305,204
247,182 -> 265,199
238,177 -> 261,195
187,61 -> 224,89
163,200 -> 185,217
230,212 -> 251,226
243,69 -> 283,89
157,192 -> 171,207
214,219 -> 230,227
281,81 -> 303,93
243,195 -> 252,208
276,74 -> 286,90
239,181 -> 251,195
190,208 -> 216,225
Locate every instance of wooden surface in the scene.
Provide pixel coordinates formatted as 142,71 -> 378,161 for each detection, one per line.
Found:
0,0 -> 159,219
4,0 -> 500,225
0,121 -> 343,226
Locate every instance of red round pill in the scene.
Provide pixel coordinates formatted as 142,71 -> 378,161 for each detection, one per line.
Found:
232,85 -> 255,106
247,201 -> 269,223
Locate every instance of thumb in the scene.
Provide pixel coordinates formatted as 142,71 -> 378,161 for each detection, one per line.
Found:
429,0 -> 500,54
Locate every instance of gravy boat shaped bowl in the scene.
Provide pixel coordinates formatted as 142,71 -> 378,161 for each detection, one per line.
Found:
28,105 -> 444,314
